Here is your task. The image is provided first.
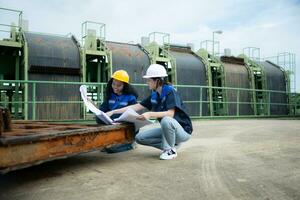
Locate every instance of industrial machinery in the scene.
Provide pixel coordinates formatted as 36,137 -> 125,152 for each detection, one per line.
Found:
221,56 -> 253,116
25,32 -> 81,120
0,8 -> 23,119
197,49 -> 226,116
81,21 -> 112,105
143,32 -> 177,85
106,41 -> 150,100
170,45 -> 208,116
0,8 -> 82,120
239,53 -> 268,115
0,7 -> 298,120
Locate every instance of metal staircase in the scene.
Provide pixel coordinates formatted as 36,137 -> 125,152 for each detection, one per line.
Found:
197,49 -> 227,116
239,54 -> 268,115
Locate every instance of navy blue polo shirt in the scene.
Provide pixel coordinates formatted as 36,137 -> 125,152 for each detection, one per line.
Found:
140,84 -> 193,134
99,93 -> 137,120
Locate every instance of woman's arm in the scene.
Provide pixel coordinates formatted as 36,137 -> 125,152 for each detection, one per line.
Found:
137,109 -> 175,120
106,103 -> 145,117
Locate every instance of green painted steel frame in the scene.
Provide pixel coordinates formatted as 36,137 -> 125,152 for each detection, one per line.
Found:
197,48 -> 227,116
239,54 -> 268,115
144,32 -> 177,85
80,21 -> 112,120
0,8 -> 24,119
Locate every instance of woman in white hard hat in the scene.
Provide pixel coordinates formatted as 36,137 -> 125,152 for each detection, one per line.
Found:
107,64 -> 192,160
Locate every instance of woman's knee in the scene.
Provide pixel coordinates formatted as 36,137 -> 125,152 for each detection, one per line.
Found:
160,116 -> 174,128
135,132 -> 144,144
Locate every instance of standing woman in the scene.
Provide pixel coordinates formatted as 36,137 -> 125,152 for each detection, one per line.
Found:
107,64 -> 193,160
97,69 -> 138,153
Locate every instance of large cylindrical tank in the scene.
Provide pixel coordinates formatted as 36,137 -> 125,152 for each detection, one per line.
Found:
24,32 -> 81,120
106,42 -> 151,100
221,56 -> 253,115
170,45 -> 208,116
258,61 -> 288,115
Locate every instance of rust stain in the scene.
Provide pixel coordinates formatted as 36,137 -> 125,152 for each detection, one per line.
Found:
1,121 -> 87,137
0,121 -> 134,172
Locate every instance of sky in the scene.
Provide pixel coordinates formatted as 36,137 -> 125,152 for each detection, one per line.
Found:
1,0 -> 300,92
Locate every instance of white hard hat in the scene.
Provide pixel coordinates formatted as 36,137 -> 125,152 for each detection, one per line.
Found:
143,64 -> 168,78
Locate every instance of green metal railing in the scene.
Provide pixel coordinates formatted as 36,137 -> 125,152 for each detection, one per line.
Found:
0,80 -> 299,121
174,84 -> 299,118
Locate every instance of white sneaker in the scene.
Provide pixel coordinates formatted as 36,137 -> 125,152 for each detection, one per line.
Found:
159,148 -> 177,160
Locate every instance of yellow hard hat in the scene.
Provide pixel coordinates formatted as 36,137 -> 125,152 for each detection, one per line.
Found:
111,70 -> 129,83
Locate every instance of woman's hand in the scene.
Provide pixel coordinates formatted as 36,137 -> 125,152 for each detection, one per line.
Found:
137,112 -> 151,120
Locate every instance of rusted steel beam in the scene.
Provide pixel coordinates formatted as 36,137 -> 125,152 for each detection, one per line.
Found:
0,121 -> 134,173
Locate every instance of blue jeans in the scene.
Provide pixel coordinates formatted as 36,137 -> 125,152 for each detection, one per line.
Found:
135,116 -> 191,150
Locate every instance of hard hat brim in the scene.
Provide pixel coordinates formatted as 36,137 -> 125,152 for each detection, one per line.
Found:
142,75 -> 168,79
113,77 -> 129,83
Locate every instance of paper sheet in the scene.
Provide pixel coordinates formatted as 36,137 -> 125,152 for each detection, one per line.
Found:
114,108 -> 153,131
80,85 -> 153,130
79,85 -> 113,124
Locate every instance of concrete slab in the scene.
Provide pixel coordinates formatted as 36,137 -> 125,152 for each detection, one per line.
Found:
0,119 -> 299,200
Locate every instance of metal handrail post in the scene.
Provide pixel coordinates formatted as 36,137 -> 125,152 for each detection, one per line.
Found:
268,91 -> 271,116
200,87 -> 203,117
237,89 -> 240,116
32,82 -> 36,120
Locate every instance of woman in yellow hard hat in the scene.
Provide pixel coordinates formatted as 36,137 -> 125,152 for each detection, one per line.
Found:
97,69 -> 138,153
